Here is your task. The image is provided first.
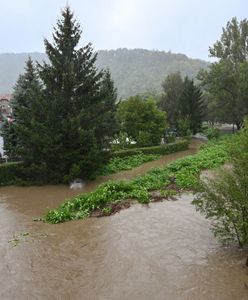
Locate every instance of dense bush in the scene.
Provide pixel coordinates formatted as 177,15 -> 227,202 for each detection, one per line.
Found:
203,126 -> 220,140
0,162 -> 22,186
193,122 -> 248,247
45,140 -> 228,223
0,162 -> 55,186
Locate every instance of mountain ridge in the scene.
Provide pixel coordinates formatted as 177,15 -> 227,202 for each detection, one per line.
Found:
0,49 -> 209,98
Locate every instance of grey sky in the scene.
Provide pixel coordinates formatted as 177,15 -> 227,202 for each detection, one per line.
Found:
0,0 -> 247,60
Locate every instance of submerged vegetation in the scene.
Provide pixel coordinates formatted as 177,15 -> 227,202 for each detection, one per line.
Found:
45,140 -> 228,223
103,139 -> 189,175
101,153 -> 160,175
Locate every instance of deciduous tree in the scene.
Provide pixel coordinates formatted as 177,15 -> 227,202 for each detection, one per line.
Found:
193,121 -> 248,248
200,17 -> 248,129
117,95 -> 167,146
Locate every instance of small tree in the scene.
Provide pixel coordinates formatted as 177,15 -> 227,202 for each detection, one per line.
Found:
117,95 -> 167,147
193,122 -> 248,247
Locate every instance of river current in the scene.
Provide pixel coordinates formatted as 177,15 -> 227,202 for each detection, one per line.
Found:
0,140 -> 247,299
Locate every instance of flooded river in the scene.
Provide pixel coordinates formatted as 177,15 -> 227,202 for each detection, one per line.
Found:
0,140 -> 248,299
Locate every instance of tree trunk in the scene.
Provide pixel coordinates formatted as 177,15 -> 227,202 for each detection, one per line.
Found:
235,122 -> 242,131
246,256 -> 248,267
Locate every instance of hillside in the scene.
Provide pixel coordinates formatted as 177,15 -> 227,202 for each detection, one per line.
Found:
0,49 -> 209,98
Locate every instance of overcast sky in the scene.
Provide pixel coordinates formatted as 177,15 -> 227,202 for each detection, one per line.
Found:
0,0 -> 247,60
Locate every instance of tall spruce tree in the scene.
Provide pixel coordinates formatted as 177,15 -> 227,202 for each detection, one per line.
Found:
178,77 -> 205,134
39,6 -> 117,181
4,7 -> 117,182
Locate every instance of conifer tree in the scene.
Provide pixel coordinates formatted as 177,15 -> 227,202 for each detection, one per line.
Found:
2,58 -> 42,162
4,6 -> 117,182
159,72 -> 183,127
178,77 -> 205,134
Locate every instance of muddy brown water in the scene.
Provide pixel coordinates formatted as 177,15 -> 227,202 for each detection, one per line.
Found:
1,140 -> 248,300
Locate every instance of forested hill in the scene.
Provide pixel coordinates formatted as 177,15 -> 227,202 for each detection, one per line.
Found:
0,49 -> 209,98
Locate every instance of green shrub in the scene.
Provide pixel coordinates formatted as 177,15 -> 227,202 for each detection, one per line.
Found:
0,162 -> 55,186
177,117 -> 191,137
203,126 -> 220,140
0,162 -> 22,186
165,135 -> 176,143
193,122 -> 248,247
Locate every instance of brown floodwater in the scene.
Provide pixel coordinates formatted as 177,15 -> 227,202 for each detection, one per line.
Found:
1,140 -> 248,300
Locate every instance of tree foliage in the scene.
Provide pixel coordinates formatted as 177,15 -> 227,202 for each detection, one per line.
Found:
158,72 -> 184,126
200,17 -> 248,128
117,95 -> 167,147
2,58 -> 42,162
209,17 -> 248,63
0,50 -> 209,99
178,77 -> 205,134
159,73 -> 204,134
3,7 -> 117,182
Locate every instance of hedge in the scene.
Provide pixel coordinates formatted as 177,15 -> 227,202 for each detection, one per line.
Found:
0,141 -> 189,186
0,162 -> 22,186
111,140 -> 189,158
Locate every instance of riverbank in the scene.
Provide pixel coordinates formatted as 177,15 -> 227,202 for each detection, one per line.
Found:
45,139 -> 228,223
0,140 -> 189,186
1,136 -> 248,299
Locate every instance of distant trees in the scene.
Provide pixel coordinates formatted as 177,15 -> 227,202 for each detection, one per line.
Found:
117,95 -> 167,146
3,7 -> 117,182
95,49 -> 209,98
178,77 -> 205,134
158,72 -> 183,126
0,49 -> 210,99
159,72 -> 204,135
200,17 -> 248,129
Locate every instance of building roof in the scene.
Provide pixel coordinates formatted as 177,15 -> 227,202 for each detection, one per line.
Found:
0,94 -> 12,101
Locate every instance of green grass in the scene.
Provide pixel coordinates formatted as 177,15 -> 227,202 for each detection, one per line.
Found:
44,140 -> 229,223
